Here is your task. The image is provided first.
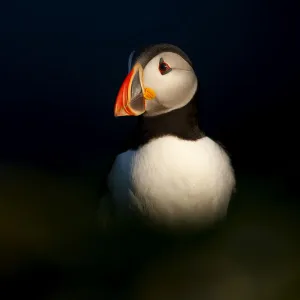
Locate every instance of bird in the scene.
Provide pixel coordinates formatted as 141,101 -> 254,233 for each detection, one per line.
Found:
99,43 -> 236,230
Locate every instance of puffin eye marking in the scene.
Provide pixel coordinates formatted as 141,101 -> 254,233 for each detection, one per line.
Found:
158,57 -> 172,75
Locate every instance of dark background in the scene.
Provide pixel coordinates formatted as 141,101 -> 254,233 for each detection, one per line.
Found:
0,1 -> 299,299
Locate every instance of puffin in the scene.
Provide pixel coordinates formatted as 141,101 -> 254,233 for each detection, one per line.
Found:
100,43 -> 236,229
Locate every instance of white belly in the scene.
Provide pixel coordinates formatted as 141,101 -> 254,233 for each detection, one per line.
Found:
108,136 -> 235,226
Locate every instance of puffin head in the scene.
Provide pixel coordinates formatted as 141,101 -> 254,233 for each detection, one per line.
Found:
114,44 -> 198,117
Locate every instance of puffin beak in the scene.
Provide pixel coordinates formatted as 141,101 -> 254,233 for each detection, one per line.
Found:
114,63 -> 156,117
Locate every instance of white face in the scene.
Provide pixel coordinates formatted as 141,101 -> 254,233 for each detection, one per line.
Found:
142,52 -> 198,116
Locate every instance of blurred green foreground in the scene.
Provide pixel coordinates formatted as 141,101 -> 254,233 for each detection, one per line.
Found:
0,163 -> 299,300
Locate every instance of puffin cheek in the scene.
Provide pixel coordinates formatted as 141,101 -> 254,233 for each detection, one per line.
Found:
158,87 -> 183,109
152,86 -> 174,108
145,98 -> 158,112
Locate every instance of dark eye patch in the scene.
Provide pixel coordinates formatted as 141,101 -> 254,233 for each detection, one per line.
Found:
158,57 -> 172,75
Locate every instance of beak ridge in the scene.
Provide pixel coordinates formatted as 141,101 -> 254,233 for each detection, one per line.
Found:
114,64 -> 146,117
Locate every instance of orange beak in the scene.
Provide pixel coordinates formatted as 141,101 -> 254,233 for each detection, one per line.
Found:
114,63 -> 146,117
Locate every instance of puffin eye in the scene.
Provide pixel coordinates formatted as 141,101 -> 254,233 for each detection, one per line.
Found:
158,58 -> 172,75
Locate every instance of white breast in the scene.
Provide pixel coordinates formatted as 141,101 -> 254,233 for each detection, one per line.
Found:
108,136 -> 235,227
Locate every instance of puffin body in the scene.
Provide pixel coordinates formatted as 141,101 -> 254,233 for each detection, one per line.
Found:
102,44 -> 235,228
108,136 -> 234,227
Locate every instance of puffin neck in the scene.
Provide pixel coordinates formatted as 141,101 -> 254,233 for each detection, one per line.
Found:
130,98 -> 204,149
